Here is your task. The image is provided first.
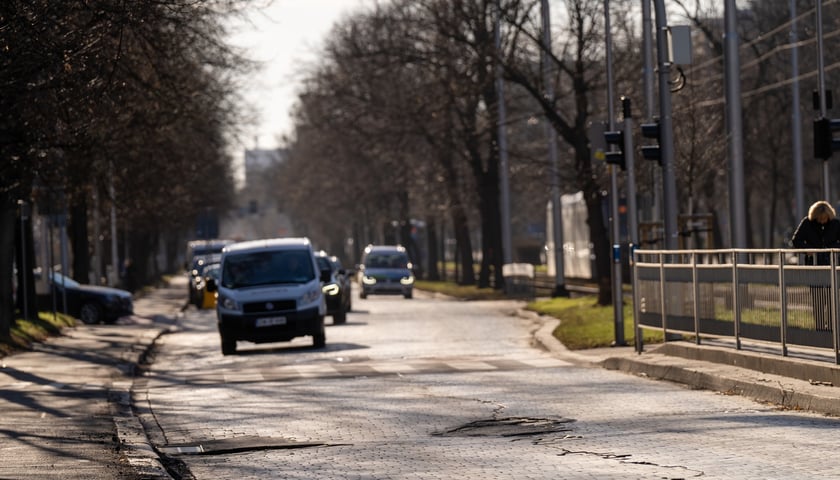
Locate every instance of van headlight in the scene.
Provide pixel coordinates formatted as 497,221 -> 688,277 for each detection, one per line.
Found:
400,275 -> 415,285
301,287 -> 321,305
362,275 -> 377,285
218,294 -> 241,311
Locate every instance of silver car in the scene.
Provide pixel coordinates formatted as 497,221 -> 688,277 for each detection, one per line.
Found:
358,245 -> 414,299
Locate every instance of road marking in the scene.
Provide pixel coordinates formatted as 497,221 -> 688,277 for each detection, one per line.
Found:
160,355 -> 573,386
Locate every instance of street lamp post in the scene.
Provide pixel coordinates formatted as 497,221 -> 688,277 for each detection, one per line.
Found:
541,0 -> 569,297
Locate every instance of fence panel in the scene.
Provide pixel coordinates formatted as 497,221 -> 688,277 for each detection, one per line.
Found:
633,249 -> 840,361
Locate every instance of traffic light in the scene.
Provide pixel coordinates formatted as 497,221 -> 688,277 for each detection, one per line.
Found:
603,130 -> 625,170
640,120 -> 661,165
814,116 -> 840,160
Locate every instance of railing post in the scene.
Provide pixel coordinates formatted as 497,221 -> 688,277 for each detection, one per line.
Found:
779,249 -> 788,357
659,252 -> 667,340
732,249 -> 741,350
832,249 -> 839,365
692,251 -> 700,344
633,248 -> 643,353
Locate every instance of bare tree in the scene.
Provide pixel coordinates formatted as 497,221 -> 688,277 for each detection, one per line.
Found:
0,0 -> 251,333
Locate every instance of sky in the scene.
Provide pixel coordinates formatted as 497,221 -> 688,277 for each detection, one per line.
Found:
227,0 -> 368,152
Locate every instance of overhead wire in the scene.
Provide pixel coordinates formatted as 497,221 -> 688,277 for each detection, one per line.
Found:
674,1 -> 840,113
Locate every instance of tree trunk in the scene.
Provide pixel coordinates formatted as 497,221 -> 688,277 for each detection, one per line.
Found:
0,193 -> 17,336
14,207 -> 38,320
70,196 -> 89,283
425,216 -> 440,281
451,207 -> 475,285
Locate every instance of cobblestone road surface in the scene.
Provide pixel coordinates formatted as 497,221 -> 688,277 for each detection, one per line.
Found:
136,290 -> 840,479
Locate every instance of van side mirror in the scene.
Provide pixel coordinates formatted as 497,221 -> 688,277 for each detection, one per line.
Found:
320,268 -> 332,283
206,278 -> 217,292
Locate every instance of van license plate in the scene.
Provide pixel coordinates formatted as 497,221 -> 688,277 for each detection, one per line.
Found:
256,316 -> 286,327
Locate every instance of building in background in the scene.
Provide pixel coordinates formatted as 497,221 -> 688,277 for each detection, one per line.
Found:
220,148 -> 293,241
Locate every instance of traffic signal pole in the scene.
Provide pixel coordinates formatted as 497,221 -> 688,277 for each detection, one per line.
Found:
605,0 -> 626,346
652,0 -> 679,249
622,99 -> 639,252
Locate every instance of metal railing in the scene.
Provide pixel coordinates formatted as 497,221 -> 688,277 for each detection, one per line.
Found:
633,248 -> 840,364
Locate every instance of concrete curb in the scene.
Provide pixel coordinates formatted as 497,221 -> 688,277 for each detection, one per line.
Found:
525,308 -> 840,417
599,355 -> 840,416
112,327 -> 175,480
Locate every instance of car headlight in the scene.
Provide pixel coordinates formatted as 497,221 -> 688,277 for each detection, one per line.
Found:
219,294 -> 240,311
301,287 -> 321,305
322,283 -> 340,296
362,275 -> 377,285
400,275 -> 415,285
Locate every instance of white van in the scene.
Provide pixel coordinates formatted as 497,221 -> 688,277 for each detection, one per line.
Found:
211,238 -> 329,355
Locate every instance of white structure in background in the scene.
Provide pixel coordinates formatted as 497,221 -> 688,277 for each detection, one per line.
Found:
220,148 -> 294,241
545,192 -> 592,279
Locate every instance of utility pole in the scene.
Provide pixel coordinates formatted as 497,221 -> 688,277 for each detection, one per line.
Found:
605,0 -> 626,346
495,0 -> 513,266
541,0 -> 569,297
816,0 -> 831,200
642,0 -> 659,228
790,0 -> 804,220
725,0 -> 747,248
652,0 -> 678,249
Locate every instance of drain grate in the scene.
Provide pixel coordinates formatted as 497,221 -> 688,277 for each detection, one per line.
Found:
433,417 -> 575,437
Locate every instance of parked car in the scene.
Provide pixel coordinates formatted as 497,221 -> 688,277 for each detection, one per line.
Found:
315,251 -> 351,324
47,271 -> 134,324
209,238 -> 331,355
358,245 -> 414,299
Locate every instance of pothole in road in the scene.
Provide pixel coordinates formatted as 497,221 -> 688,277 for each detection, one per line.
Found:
158,435 -> 342,456
433,417 -> 575,437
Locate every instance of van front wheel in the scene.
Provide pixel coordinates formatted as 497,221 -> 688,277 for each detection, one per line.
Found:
221,336 -> 236,355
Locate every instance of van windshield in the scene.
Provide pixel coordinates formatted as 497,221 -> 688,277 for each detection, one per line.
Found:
222,249 -> 314,288
365,253 -> 409,269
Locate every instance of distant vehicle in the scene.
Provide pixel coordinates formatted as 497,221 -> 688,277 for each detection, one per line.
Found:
196,262 -> 221,310
185,239 -> 233,267
209,238 -> 331,355
329,254 -> 353,312
315,251 -> 351,324
358,245 -> 414,299
188,253 -> 221,307
47,271 -> 134,324
184,239 -> 232,302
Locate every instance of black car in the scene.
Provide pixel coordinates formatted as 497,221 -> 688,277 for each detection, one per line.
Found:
48,272 -> 134,324
315,251 -> 351,324
329,254 -> 352,313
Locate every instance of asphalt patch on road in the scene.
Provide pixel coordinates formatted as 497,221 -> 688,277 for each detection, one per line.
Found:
159,435 -> 339,456
433,416 -> 575,437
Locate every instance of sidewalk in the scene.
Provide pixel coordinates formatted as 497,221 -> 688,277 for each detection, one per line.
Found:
0,276 -> 185,479
3,280 -> 840,479
532,312 -> 840,416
